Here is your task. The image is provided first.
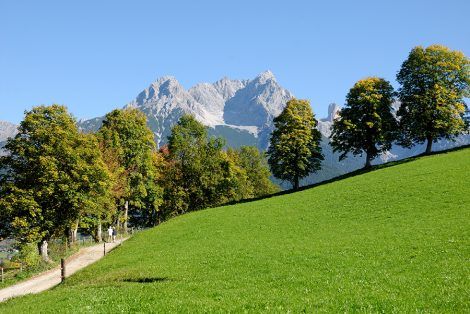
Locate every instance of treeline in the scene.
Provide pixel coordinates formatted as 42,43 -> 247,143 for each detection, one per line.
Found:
0,109 -> 278,262
0,44 -> 468,263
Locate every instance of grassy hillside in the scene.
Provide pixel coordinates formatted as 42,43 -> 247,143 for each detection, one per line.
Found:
1,148 -> 469,312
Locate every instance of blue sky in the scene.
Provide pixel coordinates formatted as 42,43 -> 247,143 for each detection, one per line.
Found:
1,0 -> 469,124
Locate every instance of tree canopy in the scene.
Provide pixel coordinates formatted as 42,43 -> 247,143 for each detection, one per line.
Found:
267,99 -> 323,189
396,45 -> 470,153
0,105 -> 110,259
330,77 -> 398,168
236,146 -> 279,198
162,115 -> 279,217
97,108 -> 162,228
165,114 -> 227,213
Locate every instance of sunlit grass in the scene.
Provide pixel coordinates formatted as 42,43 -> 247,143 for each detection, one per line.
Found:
1,148 -> 469,312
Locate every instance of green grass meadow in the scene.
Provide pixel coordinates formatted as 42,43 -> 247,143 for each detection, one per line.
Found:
1,148 -> 469,312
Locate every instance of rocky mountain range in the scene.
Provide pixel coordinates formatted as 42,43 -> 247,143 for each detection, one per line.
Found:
1,71 -> 469,185
79,71 -> 293,150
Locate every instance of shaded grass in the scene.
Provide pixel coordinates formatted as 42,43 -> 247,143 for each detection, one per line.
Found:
1,148 -> 469,312
121,277 -> 170,283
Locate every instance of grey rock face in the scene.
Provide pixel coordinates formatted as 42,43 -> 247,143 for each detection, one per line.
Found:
224,71 -> 293,132
317,103 -> 340,138
0,121 -> 18,156
0,121 -> 18,142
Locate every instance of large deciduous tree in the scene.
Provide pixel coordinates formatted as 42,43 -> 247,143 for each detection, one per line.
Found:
396,45 -> 470,154
330,77 -> 398,168
0,105 -> 110,260
97,108 -> 162,230
267,98 -> 323,190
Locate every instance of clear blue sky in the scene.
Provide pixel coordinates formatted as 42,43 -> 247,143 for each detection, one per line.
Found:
1,0 -> 469,124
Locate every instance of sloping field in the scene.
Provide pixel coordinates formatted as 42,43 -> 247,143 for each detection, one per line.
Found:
1,148 -> 469,312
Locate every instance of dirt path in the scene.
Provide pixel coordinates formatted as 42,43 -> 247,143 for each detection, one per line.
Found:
0,239 -> 126,302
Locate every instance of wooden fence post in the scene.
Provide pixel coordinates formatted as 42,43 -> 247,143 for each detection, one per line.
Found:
61,258 -> 65,283
103,242 -> 106,256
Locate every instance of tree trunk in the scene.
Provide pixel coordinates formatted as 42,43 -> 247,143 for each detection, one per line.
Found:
123,200 -> 128,234
66,227 -> 73,248
72,220 -> 79,243
153,208 -> 157,227
66,225 -> 77,247
425,136 -> 433,154
293,175 -> 299,190
365,152 -> 373,169
37,240 -> 49,262
95,221 -> 102,242
116,216 -> 121,231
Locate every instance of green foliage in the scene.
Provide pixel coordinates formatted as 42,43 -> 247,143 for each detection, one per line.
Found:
2,148 -> 468,312
165,114 -> 228,213
330,77 -> 397,168
73,132 -> 114,236
267,98 -> 323,189
0,105 -> 111,252
227,146 -> 279,199
163,115 -> 278,216
0,188 -> 44,244
97,108 -> 163,227
157,151 -> 187,219
137,151 -> 164,226
397,45 -> 470,153
14,243 -> 41,268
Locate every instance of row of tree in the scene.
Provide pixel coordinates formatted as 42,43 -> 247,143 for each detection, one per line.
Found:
0,108 -> 278,261
267,45 -> 469,189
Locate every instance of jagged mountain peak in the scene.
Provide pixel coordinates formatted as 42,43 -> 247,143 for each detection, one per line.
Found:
254,70 -> 276,84
325,103 -> 341,122
212,77 -> 248,101
153,75 -> 179,84
149,76 -> 184,96
130,76 -> 186,108
222,71 -> 292,128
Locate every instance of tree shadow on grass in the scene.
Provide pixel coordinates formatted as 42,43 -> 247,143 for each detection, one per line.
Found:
121,277 -> 170,283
